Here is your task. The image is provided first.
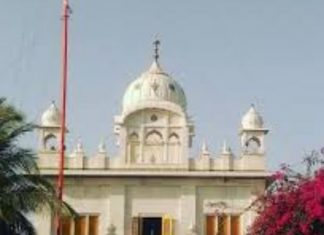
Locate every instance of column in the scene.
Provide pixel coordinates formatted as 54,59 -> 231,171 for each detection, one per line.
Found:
139,126 -> 144,162
180,185 -> 197,235
163,127 -> 169,163
110,185 -> 126,235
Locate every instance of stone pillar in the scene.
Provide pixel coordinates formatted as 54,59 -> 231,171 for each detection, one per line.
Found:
109,185 -> 126,235
180,185 -> 197,235
139,126 -> 144,162
163,126 -> 169,163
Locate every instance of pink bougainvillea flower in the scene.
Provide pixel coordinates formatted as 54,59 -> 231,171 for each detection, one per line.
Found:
249,167 -> 324,235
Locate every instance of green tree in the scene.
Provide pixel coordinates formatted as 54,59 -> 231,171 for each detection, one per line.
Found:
0,98 -> 71,235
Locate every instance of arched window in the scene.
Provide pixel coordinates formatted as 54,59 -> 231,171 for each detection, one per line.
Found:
168,133 -> 180,144
128,132 -> 140,163
144,130 -> 163,163
168,133 -> 181,163
44,134 -> 58,151
245,137 -> 261,154
145,130 -> 163,144
129,132 -> 139,142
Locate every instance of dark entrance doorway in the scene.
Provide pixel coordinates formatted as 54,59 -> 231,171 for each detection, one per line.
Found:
142,217 -> 162,235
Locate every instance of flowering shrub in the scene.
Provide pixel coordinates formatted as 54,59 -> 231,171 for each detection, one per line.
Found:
248,152 -> 324,235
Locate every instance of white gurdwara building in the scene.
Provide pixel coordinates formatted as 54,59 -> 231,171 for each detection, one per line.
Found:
35,45 -> 269,235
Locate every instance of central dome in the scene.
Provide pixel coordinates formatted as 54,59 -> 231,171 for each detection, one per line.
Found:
122,60 -> 187,113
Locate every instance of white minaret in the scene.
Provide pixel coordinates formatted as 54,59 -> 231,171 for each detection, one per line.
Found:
239,105 -> 269,171
38,101 -> 62,152
37,101 -> 69,169
240,105 -> 269,155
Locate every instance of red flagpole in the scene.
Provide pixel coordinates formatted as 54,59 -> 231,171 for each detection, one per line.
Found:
56,0 -> 70,234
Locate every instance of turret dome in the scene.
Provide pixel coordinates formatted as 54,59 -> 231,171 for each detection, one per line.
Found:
41,101 -> 61,127
241,105 -> 264,129
122,60 -> 187,113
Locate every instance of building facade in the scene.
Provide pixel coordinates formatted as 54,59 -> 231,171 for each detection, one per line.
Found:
35,46 -> 269,235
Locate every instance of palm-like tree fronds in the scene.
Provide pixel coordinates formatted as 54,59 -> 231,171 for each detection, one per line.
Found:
0,98 -> 75,234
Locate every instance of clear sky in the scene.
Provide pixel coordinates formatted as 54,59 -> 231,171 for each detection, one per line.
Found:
1,0 -> 324,170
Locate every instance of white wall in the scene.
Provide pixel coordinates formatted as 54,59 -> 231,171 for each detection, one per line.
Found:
34,177 -> 265,235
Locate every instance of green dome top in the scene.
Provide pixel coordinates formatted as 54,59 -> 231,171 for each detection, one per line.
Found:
122,60 -> 187,113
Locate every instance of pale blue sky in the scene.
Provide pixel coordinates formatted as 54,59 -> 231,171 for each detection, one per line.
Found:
1,0 -> 324,170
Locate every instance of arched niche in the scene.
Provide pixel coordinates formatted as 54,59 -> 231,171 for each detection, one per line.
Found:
128,132 -> 140,163
44,134 -> 58,151
129,132 -> 139,141
144,130 -> 163,163
145,130 -> 163,144
168,133 -> 180,144
245,136 -> 261,154
168,133 -> 181,163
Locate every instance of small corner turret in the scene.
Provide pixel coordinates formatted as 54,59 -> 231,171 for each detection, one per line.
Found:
37,101 -> 62,152
239,105 -> 269,170
37,101 -> 67,169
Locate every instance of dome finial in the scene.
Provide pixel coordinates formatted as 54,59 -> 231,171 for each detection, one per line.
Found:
153,38 -> 161,62
201,139 -> 209,155
222,140 -> 232,155
98,138 -> 107,153
75,138 -> 84,153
